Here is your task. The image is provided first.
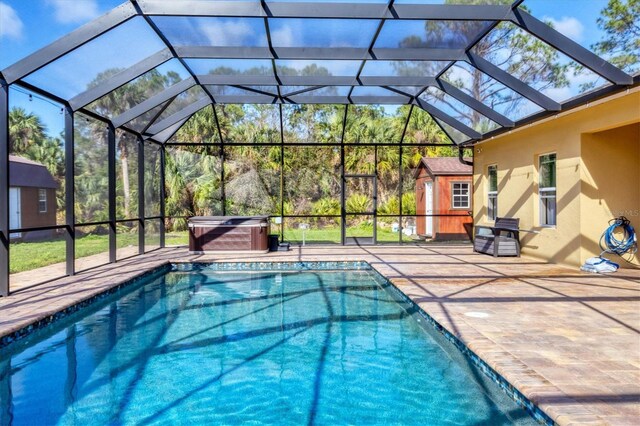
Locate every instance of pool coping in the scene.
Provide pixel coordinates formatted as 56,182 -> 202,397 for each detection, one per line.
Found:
0,259 -> 554,425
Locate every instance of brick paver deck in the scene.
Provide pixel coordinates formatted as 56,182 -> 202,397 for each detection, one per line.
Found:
2,245 -> 639,425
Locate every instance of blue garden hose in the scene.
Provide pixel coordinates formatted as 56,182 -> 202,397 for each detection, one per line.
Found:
599,216 -> 638,260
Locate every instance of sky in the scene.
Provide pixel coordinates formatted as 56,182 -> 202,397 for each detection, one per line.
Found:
1,0 -> 123,137
0,0 -> 617,138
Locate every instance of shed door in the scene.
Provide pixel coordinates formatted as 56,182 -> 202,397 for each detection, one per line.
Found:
9,187 -> 21,239
425,182 -> 433,237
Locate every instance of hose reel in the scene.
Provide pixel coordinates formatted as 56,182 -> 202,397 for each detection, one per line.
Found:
581,216 -> 637,273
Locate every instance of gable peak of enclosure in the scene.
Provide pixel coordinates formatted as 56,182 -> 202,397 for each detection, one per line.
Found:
1,0 -> 638,146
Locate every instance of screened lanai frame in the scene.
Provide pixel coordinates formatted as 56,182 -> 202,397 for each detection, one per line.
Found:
1,0 -> 638,296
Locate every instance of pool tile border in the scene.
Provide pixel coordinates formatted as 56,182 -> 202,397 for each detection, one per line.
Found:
171,260 -> 372,272
0,259 -> 553,425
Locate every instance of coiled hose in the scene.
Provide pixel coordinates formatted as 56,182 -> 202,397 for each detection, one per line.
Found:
599,216 -> 638,260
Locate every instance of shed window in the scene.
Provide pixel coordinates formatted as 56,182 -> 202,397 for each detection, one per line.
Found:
38,189 -> 47,213
488,165 -> 498,221
539,153 -> 556,226
452,182 -> 470,209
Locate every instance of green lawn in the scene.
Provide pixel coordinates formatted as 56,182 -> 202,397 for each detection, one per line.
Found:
9,227 -> 413,274
164,227 -> 415,245
165,231 -> 189,246
283,226 -> 414,244
10,232 -> 187,274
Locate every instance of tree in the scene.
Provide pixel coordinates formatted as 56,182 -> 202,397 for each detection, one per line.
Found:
25,136 -> 64,180
73,115 -> 110,224
8,107 -> 47,154
143,59 -> 466,229
283,104 -> 343,143
403,107 -> 448,146
224,145 -> 280,215
8,107 -> 68,220
395,0 -> 568,134
88,68 -> 182,218
593,0 -> 640,74
164,139 -> 223,228
172,105 -> 219,143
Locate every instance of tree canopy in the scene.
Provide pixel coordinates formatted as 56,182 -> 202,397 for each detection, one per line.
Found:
7,0 -> 632,238
593,0 -> 640,74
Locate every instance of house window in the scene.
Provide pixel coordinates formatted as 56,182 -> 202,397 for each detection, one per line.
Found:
539,153 -> 556,226
488,165 -> 498,221
452,182 -> 471,209
38,189 -> 47,213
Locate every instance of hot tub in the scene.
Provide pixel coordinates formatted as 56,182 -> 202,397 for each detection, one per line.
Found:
188,216 -> 270,253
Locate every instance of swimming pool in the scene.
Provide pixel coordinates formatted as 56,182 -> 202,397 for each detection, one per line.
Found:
0,266 -> 541,425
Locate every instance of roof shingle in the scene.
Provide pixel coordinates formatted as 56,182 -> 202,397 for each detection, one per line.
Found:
9,155 -> 58,189
418,157 -> 472,176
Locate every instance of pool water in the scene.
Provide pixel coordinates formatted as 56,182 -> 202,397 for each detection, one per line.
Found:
0,269 -> 538,425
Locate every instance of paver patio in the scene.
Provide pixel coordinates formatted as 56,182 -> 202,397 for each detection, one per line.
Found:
1,244 -> 639,425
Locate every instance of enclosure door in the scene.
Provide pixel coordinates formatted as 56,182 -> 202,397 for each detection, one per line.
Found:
9,187 -> 21,239
425,182 -> 433,237
344,175 -> 376,245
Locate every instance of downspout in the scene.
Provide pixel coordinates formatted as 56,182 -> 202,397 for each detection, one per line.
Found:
458,146 -> 474,241
458,147 -> 473,166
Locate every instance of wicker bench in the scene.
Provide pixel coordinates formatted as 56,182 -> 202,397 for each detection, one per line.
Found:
473,217 -> 521,257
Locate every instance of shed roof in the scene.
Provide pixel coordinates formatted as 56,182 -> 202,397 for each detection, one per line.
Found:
415,157 -> 472,177
9,155 -> 59,189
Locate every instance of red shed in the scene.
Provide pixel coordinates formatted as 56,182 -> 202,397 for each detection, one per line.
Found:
414,157 -> 472,240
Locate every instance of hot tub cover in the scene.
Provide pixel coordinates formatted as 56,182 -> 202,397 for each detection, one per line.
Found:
188,216 -> 270,226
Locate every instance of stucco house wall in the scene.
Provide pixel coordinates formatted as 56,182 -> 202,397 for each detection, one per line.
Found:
473,88 -> 640,267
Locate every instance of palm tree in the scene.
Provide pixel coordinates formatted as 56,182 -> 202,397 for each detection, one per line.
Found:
8,107 -> 47,154
25,136 -> 63,176
173,105 -> 219,144
88,68 -> 179,218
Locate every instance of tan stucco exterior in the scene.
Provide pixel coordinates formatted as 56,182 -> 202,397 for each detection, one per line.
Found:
473,88 -> 640,268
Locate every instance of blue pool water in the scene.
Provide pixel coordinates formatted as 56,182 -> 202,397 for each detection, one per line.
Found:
0,269 -> 539,425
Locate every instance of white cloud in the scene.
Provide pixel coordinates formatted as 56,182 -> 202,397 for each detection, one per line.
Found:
46,0 -> 100,24
544,16 -> 584,42
270,25 -> 294,48
569,68 -> 600,86
0,2 -> 24,40
200,20 -> 256,46
270,20 -> 301,48
543,86 -> 572,102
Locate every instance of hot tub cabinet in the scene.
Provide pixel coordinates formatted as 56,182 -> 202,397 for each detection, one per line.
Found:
188,216 -> 270,253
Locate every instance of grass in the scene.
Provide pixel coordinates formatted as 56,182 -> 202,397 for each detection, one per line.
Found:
9,226 -> 414,274
165,231 -> 189,246
283,226 -> 415,244
165,228 -> 414,245
10,231 -> 187,274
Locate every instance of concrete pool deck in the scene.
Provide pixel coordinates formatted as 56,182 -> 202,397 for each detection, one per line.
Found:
1,244 -> 639,425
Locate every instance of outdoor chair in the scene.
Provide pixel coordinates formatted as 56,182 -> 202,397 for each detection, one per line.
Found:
473,217 -> 521,257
